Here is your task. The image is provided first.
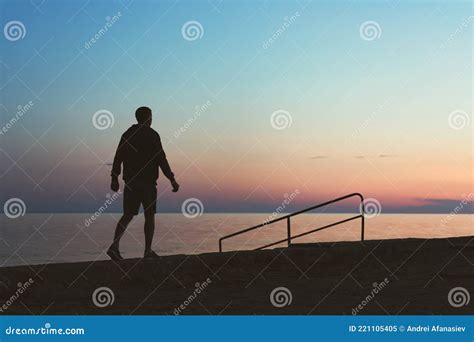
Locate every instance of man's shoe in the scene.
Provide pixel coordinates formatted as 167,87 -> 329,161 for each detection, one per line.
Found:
107,248 -> 124,261
143,250 -> 160,260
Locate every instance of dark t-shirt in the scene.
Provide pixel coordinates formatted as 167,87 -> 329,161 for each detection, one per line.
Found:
111,124 -> 174,185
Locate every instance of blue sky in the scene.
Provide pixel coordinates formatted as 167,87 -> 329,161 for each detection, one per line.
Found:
0,0 -> 472,213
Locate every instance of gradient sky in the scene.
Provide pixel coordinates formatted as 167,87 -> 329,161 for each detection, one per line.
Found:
0,0 -> 472,213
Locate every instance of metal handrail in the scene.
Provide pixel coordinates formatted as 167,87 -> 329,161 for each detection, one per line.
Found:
218,193 -> 365,252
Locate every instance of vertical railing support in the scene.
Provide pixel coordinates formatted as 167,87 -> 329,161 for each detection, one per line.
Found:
287,217 -> 291,247
360,199 -> 365,242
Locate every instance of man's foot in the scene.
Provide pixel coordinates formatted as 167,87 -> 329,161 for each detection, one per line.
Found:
107,248 -> 124,261
143,250 -> 160,260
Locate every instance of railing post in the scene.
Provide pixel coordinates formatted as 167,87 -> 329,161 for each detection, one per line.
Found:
360,198 -> 365,242
287,217 -> 291,247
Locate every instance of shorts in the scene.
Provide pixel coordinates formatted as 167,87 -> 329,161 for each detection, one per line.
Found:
123,182 -> 157,216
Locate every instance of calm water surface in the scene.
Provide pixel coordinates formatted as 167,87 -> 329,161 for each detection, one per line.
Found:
1,213 -> 472,267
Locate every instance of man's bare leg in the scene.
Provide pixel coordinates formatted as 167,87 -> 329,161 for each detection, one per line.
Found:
144,213 -> 160,259
108,214 -> 134,260
144,213 -> 155,253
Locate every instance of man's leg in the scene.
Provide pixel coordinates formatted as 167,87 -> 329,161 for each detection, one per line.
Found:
110,214 -> 134,252
144,213 -> 155,253
109,182 -> 139,260
142,184 -> 158,259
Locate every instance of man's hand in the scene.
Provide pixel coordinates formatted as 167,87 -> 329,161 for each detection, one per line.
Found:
111,176 -> 119,192
171,179 -> 180,193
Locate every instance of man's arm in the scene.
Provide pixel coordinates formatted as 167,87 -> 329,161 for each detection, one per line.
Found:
156,135 -> 179,192
110,135 -> 126,191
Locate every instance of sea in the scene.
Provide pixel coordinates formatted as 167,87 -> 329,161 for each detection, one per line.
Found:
0,213 -> 472,267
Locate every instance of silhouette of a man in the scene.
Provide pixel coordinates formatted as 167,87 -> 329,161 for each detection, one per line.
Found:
108,106 -> 179,261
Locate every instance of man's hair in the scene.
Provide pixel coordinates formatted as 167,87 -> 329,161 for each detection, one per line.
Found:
135,106 -> 152,123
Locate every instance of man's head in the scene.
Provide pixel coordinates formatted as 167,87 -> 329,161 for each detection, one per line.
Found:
135,106 -> 152,126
